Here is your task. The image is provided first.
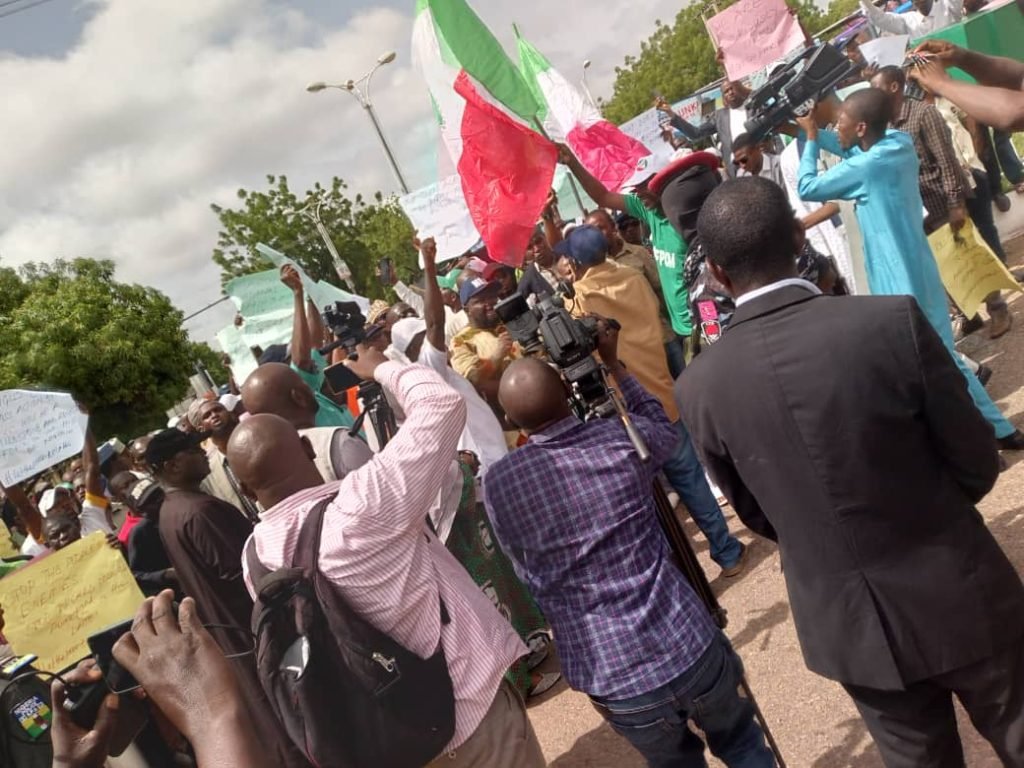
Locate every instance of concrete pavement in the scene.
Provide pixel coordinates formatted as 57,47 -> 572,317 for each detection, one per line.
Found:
527,203 -> 1024,767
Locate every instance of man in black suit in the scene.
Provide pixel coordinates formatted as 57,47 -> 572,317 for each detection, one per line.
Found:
677,176 -> 1024,767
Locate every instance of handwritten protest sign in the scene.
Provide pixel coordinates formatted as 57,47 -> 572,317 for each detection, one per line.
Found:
400,176 -> 482,265
0,391 -> 88,487
225,269 -> 294,318
707,0 -> 807,82
929,221 -> 1021,316
619,108 -> 672,163
0,533 -> 144,671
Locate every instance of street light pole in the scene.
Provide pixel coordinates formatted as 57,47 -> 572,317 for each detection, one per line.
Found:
581,59 -> 596,108
307,51 -> 411,195
295,200 -> 356,292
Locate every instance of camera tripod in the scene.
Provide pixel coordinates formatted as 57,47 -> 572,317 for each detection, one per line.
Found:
652,480 -> 787,767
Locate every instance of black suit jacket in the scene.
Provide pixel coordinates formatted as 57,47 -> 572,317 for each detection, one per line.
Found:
677,285 -> 1024,690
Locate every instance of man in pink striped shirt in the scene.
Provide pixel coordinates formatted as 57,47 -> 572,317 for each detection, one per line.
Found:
229,347 -> 543,768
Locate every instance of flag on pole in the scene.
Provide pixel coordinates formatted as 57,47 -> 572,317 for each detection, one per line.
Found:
516,26 -> 650,193
412,0 -> 557,266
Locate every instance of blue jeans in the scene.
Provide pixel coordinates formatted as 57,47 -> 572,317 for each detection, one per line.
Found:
592,633 -> 775,768
665,335 -> 688,380
661,420 -> 743,569
994,130 -> 1023,185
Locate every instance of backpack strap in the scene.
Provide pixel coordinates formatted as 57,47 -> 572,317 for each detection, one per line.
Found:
245,537 -> 272,586
292,496 -> 332,572
292,496 -> 452,626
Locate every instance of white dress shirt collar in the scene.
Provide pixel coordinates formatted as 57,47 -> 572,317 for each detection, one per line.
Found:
735,277 -> 822,306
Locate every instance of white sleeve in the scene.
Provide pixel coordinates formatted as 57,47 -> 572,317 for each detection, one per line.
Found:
80,502 -> 115,535
860,0 -> 911,34
417,338 -> 452,382
394,281 -> 426,316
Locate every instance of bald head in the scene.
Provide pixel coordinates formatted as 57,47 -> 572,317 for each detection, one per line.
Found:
241,363 -> 318,429
498,358 -> 571,433
227,413 -> 324,510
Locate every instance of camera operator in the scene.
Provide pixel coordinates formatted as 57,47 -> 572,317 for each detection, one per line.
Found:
560,225 -> 746,577
229,351 -> 544,767
483,326 -> 773,767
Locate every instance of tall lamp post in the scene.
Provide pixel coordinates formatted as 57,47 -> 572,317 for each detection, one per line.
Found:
293,200 -> 355,292
307,51 -> 410,194
581,59 -> 596,107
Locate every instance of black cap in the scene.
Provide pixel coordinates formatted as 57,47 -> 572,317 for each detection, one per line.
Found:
258,344 -> 291,366
145,429 -> 205,468
125,476 -> 165,513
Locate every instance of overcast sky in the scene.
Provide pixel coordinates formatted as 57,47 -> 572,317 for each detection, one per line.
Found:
0,0 -> 684,343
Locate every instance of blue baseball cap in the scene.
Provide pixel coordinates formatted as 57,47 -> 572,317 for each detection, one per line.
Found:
554,225 -> 609,267
459,277 -> 498,306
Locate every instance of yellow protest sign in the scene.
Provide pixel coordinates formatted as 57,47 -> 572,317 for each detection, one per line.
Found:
0,532 -> 144,672
929,220 -> 1022,317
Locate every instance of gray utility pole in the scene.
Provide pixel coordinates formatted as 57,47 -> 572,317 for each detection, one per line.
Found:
307,51 -> 411,195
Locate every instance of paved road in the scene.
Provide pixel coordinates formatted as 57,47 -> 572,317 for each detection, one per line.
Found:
527,197 -> 1024,766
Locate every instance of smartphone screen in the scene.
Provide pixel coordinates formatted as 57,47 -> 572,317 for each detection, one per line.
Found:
377,257 -> 393,286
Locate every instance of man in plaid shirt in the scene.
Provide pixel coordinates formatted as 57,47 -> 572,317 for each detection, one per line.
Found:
483,323 -> 773,766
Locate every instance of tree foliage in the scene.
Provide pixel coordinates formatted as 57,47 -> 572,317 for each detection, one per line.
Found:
210,175 -> 417,300
0,258 -> 225,440
601,0 -> 860,125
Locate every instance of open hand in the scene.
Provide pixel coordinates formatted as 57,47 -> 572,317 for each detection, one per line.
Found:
113,592 -> 239,746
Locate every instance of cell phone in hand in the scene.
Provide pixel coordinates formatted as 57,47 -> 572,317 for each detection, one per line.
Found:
377,257 -> 394,287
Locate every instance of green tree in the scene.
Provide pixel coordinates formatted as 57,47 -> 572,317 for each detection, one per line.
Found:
0,258 -> 224,440
602,0 -> 860,124
210,175 -> 416,300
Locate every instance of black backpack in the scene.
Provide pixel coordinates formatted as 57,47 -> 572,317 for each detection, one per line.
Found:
245,498 -> 456,768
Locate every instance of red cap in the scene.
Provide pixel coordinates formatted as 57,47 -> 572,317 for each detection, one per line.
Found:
649,152 -> 722,196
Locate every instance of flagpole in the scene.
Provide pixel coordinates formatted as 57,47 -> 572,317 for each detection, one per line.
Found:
530,118 -> 588,217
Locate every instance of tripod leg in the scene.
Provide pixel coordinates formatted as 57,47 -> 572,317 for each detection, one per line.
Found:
740,675 -> 787,768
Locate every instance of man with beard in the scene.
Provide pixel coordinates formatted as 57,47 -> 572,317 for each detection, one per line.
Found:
449,277 -> 520,418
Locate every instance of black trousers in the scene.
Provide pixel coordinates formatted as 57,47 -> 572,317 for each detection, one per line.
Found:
843,640 -> 1024,768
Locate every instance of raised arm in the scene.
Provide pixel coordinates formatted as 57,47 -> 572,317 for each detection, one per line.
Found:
306,295 -> 329,349
80,425 -> 105,499
341,354 -> 466,531
911,55 -> 1024,132
0,483 -> 42,543
796,120 -> 868,203
417,237 -> 446,354
859,0 -> 912,35
281,265 -> 312,372
559,144 -> 627,211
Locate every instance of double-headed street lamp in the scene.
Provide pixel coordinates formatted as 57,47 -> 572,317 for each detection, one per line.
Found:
307,51 -> 410,194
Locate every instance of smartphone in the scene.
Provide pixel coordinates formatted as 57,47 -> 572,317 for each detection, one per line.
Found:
323,362 -> 362,395
377,257 -> 394,287
87,619 -> 137,695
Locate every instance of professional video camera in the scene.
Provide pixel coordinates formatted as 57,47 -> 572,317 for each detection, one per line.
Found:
495,290 -> 617,419
743,42 -> 855,143
321,301 -> 366,357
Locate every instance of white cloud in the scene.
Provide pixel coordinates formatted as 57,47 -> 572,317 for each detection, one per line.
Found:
0,0 -> 682,344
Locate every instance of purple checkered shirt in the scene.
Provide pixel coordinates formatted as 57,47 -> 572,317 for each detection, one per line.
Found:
483,374 -> 717,700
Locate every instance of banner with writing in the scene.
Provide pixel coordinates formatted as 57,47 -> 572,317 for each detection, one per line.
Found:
255,243 -> 370,314
0,391 -> 88,487
929,221 -> 1021,316
707,0 -> 806,82
400,175 -> 482,266
0,533 -> 145,671
619,108 -> 673,164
